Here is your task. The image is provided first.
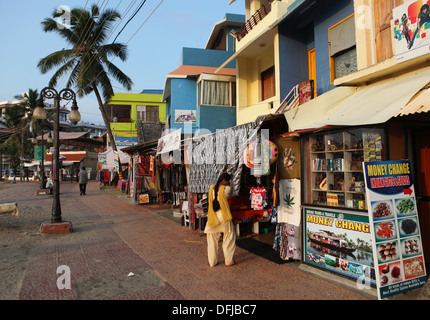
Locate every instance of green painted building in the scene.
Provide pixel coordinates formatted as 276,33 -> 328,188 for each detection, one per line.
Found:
104,90 -> 166,146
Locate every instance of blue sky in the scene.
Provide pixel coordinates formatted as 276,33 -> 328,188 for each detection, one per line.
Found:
0,0 -> 244,124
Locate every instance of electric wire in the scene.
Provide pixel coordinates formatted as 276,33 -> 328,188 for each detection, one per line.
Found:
112,0 -> 146,44
81,0 -> 165,98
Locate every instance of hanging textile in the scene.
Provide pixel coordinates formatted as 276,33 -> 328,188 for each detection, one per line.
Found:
137,156 -> 152,175
277,179 -> 301,226
274,223 -> 301,261
188,119 -> 264,196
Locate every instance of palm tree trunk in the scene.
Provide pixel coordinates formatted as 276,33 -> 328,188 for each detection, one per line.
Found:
92,86 -> 121,167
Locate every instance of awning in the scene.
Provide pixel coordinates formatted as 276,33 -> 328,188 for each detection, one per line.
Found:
285,66 -> 430,131
395,87 -> 430,117
45,151 -> 87,163
284,86 -> 356,131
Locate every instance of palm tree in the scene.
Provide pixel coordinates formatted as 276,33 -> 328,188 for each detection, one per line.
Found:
37,4 -> 133,158
1,93 -> 33,181
16,89 -> 42,180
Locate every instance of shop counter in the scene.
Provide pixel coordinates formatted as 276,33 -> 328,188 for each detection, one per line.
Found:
229,196 -> 271,237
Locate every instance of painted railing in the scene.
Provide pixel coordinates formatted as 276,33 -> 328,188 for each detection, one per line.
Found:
230,0 -> 275,42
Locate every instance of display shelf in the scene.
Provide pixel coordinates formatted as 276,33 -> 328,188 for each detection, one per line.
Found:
309,128 -> 384,209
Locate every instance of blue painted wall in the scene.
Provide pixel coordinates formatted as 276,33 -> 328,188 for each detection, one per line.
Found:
169,78 -> 198,134
165,14 -> 245,134
197,105 -> 236,135
278,0 -> 354,98
181,47 -> 237,68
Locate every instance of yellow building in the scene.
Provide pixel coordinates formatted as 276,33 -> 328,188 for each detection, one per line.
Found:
220,0 -> 293,125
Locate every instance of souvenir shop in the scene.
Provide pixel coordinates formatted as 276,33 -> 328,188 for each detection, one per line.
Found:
122,136 -> 188,207
282,68 -> 430,293
187,114 -> 304,261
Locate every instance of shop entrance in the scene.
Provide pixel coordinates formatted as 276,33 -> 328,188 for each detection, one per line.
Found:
415,129 -> 430,263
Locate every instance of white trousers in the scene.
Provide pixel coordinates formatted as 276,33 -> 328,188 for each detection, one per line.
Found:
206,229 -> 236,267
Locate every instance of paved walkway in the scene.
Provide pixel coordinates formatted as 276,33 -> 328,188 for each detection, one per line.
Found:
0,180 -> 393,302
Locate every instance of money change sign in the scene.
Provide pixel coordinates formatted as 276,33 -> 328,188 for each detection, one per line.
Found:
363,160 -> 427,300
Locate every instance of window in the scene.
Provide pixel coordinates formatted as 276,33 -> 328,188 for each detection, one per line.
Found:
329,15 -> 357,82
136,105 -> 159,122
261,66 -> 275,101
198,79 -> 236,107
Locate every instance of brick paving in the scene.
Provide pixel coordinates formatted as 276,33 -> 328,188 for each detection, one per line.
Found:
1,180 -> 378,301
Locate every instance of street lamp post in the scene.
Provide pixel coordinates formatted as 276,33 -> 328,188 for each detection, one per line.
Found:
34,87 -> 81,224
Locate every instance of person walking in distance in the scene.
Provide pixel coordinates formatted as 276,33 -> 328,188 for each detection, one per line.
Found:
204,172 -> 236,267
78,166 -> 88,195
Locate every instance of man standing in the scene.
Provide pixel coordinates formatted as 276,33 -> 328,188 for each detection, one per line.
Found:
69,166 -> 74,183
78,166 -> 88,195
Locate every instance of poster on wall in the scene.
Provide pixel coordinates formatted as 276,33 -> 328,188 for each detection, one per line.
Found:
115,135 -> 138,147
275,136 -> 300,179
363,160 -> 427,300
175,109 -> 196,123
394,0 -> 430,63
303,207 -> 376,286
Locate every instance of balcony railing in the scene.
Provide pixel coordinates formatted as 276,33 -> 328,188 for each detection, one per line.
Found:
108,117 -> 131,123
230,0 -> 274,42
275,80 -> 315,114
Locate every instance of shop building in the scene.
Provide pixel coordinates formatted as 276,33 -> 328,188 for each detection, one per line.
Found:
102,90 -> 166,148
216,0 -> 430,296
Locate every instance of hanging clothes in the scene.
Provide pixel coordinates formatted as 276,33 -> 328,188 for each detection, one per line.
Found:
250,187 -> 267,210
274,223 -> 301,261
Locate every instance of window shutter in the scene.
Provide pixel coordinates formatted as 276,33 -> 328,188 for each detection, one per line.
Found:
330,15 -> 356,56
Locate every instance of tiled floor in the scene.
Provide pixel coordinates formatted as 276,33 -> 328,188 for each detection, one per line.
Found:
1,181 -> 376,300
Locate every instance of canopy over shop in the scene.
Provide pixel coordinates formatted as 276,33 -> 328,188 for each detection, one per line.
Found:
121,140 -> 159,204
186,114 -> 304,260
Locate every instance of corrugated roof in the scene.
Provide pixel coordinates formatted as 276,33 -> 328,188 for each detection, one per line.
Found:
36,131 -> 88,141
395,87 -> 430,117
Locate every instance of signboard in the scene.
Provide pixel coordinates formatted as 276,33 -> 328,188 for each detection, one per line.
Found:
115,135 -> 138,147
363,160 -> 427,300
174,109 -> 196,123
157,128 -> 181,155
139,194 -> 149,204
394,0 -> 430,63
34,145 -> 46,161
303,207 -> 376,286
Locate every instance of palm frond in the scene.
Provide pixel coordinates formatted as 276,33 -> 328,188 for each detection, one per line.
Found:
37,49 -> 76,74
104,60 -> 133,91
39,4 -> 132,101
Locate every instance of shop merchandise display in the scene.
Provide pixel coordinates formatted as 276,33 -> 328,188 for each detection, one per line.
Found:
250,187 -> 267,210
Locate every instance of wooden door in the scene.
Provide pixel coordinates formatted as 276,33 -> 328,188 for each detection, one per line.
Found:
308,48 -> 317,98
261,66 -> 275,101
374,0 -> 403,62
416,129 -> 430,262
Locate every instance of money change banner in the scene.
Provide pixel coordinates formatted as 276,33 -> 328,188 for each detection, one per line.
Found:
363,160 -> 427,300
